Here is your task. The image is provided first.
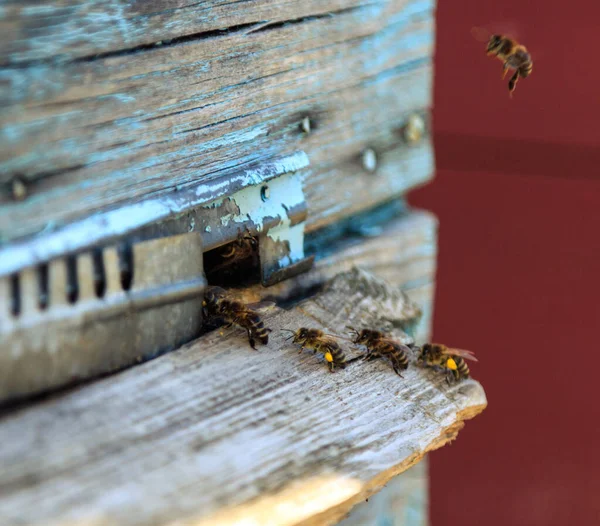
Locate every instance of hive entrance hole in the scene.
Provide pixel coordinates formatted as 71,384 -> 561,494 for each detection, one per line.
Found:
203,234 -> 261,288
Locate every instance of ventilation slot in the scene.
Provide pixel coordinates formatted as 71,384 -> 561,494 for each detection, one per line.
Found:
66,256 -> 79,304
10,274 -> 20,317
117,243 -> 134,291
92,249 -> 106,298
37,264 -> 49,310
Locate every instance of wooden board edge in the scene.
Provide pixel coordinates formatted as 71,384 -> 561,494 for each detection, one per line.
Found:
176,396 -> 487,526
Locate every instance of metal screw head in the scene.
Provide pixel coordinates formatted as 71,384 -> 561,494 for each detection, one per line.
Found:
261,185 -> 270,201
404,114 -> 425,144
12,177 -> 27,201
300,116 -> 311,134
362,148 -> 377,173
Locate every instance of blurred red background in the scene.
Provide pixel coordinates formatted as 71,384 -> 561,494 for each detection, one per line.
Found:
409,1 -> 600,525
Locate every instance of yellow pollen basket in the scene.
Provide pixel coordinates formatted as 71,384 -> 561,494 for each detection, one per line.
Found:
324,352 -> 334,363
446,357 -> 458,370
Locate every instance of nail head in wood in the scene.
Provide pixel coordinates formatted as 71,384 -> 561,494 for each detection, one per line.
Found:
11,177 -> 27,201
362,148 -> 377,173
300,116 -> 311,134
404,114 -> 425,145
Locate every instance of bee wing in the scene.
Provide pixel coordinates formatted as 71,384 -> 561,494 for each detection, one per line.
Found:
319,335 -> 342,347
378,337 -> 412,350
445,348 -> 478,362
323,332 -> 354,342
246,301 -> 276,313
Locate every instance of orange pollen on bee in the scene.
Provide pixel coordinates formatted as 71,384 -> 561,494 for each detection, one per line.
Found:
324,352 -> 334,363
446,358 -> 458,370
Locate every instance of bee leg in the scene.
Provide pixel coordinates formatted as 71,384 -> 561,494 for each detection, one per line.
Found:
445,369 -> 460,384
328,361 -> 335,373
363,352 -> 380,362
502,62 -> 510,79
391,359 -> 405,377
246,328 -> 257,349
508,70 -> 519,96
445,370 -> 453,385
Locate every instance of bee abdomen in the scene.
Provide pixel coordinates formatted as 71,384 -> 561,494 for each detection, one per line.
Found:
392,350 -> 409,369
332,347 -> 346,365
381,342 -> 409,368
244,312 -> 270,344
324,344 -> 346,367
253,324 -> 270,344
520,61 -> 533,77
455,357 -> 470,378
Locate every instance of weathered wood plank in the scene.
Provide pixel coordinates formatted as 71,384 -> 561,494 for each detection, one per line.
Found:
0,0 -> 369,65
0,268 -> 485,526
0,0 -> 434,243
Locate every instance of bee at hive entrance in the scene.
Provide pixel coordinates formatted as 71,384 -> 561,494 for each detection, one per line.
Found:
203,231 -> 261,288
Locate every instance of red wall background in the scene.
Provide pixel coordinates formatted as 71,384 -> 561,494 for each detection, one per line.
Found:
409,1 -> 600,525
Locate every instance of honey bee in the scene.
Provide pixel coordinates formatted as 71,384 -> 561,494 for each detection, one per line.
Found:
472,27 -> 533,96
205,231 -> 259,281
417,343 -> 478,383
202,286 -> 273,349
282,328 -> 346,372
348,328 -> 412,377
220,231 -> 258,263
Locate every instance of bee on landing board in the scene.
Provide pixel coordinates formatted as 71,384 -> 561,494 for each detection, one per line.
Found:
417,343 -> 478,383
282,328 -> 346,372
348,327 -> 411,377
472,27 -> 533,96
202,286 -> 273,349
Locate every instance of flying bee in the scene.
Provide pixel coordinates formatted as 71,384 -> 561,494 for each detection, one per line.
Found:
202,286 -> 273,349
348,327 -> 412,377
417,343 -> 478,383
281,328 -> 346,372
472,27 -> 533,96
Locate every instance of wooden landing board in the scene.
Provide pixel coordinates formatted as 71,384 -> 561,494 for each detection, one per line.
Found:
0,268 -> 486,526
0,0 -> 434,243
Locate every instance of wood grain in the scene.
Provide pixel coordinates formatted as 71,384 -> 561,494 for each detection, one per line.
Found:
0,0 -> 434,243
0,268 -> 486,526
1,1 -> 370,65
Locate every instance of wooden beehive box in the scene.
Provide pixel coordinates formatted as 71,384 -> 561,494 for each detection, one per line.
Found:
0,1 -> 486,525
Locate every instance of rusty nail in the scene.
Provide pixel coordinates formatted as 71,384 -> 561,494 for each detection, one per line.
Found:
404,114 -> 425,144
300,116 -> 311,134
261,185 -> 270,201
11,177 -> 27,201
362,148 -> 377,173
